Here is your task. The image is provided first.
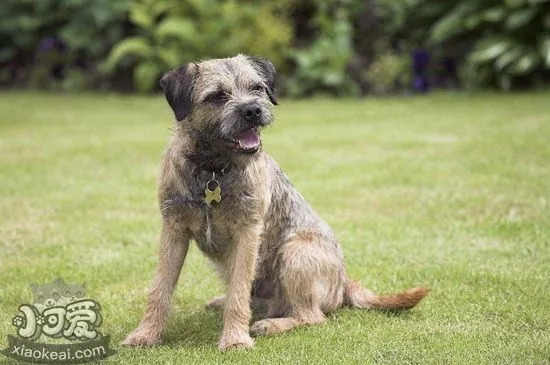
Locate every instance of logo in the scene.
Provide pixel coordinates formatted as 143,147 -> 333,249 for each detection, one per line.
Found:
1,278 -> 116,364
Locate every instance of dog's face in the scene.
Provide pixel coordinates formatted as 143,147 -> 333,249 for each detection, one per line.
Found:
160,54 -> 278,155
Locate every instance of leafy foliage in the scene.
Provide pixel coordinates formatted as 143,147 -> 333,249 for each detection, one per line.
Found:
1,0 -> 549,93
103,0 -> 292,93
377,0 -> 550,90
287,4 -> 353,96
365,52 -> 411,94
0,0 -> 131,87
286,1 -> 360,96
436,0 -> 550,90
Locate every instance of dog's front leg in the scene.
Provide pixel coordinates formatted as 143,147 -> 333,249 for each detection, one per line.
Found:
122,220 -> 190,346
218,225 -> 261,350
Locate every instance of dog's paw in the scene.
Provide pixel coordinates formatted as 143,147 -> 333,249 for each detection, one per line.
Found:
218,331 -> 254,351
121,327 -> 161,347
250,319 -> 272,335
206,295 -> 226,311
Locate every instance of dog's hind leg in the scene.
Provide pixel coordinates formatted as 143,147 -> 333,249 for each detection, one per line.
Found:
206,295 -> 226,310
251,231 -> 345,335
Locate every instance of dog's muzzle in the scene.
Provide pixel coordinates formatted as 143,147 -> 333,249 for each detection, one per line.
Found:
225,126 -> 262,154
239,101 -> 269,127
223,102 -> 270,154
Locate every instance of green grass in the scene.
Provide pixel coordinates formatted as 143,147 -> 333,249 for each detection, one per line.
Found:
0,92 -> 549,364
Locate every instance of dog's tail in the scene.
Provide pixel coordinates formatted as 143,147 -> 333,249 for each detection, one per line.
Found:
344,279 -> 428,310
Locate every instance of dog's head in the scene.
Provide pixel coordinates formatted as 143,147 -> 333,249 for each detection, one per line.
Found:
160,54 -> 277,155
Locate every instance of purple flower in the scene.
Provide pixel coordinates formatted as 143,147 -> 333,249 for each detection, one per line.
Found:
412,49 -> 430,74
38,36 -> 59,52
412,76 -> 430,93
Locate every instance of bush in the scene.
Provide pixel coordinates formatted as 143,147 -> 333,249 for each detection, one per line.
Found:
431,0 -> 550,90
2,0 -> 549,94
102,0 -> 293,93
365,51 -> 411,94
285,0 -> 363,97
377,0 -> 550,90
0,0 -> 132,88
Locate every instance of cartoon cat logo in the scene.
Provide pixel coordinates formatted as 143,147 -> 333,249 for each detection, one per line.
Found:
2,278 -> 116,364
30,278 -> 87,313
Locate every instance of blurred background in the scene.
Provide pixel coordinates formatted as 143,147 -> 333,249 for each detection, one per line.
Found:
1,0 -> 550,96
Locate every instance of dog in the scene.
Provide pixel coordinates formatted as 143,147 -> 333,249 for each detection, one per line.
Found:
121,54 -> 428,351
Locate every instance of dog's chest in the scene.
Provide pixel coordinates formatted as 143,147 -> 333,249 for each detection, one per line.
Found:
194,209 -> 235,257
192,183 -> 261,258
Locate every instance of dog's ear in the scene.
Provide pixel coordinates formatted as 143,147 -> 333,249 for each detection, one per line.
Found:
160,63 -> 198,121
247,56 -> 278,105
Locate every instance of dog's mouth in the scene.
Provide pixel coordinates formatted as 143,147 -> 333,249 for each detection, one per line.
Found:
225,127 -> 261,154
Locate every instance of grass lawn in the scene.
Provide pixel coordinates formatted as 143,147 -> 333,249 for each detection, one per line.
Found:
0,91 -> 549,364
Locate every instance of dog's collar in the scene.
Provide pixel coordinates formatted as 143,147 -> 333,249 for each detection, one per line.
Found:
201,161 -> 231,206
201,160 -> 232,177
162,161 -> 232,213
161,195 -> 203,215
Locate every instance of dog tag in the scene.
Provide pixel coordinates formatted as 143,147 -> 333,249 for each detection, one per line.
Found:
204,180 -> 221,206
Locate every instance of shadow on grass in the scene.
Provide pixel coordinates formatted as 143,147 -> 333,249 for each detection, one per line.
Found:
153,304 -> 417,349
376,309 -> 416,318
336,306 -> 418,320
159,302 -> 269,348
161,309 -> 222,348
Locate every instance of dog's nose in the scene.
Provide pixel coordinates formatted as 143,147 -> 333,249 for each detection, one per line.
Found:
240,102 -> 262,122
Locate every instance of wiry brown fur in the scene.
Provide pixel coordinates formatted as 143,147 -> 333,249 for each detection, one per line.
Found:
121,54 -> 428,351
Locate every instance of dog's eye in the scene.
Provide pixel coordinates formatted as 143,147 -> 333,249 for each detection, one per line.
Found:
204,91 -> 228,104
251,84 -> 265,92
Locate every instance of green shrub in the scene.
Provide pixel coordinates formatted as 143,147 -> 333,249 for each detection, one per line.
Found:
3,0 -> 548,93
0,0 -> 131,87
431,0 -> 550,90
286,0 -> 362,97
366,51 -> 411,94
103,0 -> 293,93
376,0 -> 550,90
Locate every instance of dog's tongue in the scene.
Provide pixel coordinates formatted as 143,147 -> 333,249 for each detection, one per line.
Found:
237,128 -> 260,149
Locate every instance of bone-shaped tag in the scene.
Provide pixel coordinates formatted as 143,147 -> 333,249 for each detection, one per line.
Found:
204,185 -> 221,206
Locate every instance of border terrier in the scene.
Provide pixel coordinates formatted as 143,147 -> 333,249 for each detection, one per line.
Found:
122,54 -> 428,351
